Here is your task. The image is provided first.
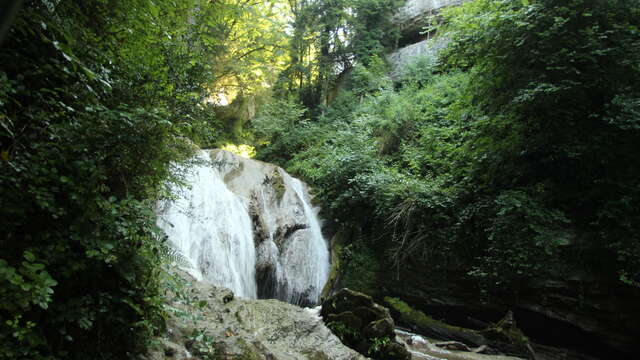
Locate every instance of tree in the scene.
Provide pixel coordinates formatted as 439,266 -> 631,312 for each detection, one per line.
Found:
0,0 -> 264,357
443,0 -> 640,285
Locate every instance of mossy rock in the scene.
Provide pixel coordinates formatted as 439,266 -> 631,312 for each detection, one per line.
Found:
379,342 -> 410,360
384,296 -> 486,347
364,318 -> 395,339
272,169 -> 286,202
353,305 -> 387,325
322,289 -> 374,318
480,311 -> 530,356
385,297 -> 531,357
321,229 -> 350,300
234,338 -> 265,360
301,350 -> 333,360
327,311 -> 364,331
322,289 -> 410,360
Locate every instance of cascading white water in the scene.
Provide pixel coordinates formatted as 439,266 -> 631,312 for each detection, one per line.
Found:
156,151 -> 257,298
157,149 -> 330,305
276,175 -> 330,304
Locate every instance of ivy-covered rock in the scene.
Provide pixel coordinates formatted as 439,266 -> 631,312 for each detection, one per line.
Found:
321,289 -> 410,360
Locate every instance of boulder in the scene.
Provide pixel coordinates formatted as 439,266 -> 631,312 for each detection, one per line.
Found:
364,318 -> 395,339
145,271 -> 365,360
321,289 -> 411,360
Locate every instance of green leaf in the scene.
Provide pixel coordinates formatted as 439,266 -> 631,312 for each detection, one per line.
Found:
23,251 -> 36,262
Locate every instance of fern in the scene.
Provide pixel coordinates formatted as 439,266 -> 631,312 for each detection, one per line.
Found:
158,241 -> 190,268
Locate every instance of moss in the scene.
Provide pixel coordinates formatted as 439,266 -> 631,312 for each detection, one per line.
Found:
385,297 -> 530,356
321,229 -> 348,300
480,310 -> 529,346
384,297 -> 469,334
234,309 -> 244,325
341,240 -> 379,296
234,338 -> 263,360
272,169 -> 286,202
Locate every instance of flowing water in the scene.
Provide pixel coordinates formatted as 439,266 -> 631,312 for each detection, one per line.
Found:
157,150 -> 329,304
271,174 -> 330,304
395,329 -> 525,360
157,151 -> 257,298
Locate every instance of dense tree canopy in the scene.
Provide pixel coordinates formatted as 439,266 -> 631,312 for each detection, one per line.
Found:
275,0 -> 402,110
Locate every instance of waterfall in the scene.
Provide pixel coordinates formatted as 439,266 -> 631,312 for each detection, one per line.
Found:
156,151 -> 257,298
157,150 -> 330,305
276,175 -> 330,305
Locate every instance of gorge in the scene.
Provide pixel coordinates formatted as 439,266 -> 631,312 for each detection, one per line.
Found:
2,0 -> 639,359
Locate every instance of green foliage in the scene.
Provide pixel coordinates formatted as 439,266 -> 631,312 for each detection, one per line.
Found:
368,336 -> 391,356
253,97 -> 307,143
3,0 -> 638,356
0,254 -> 57,312
0,0 -> 243,358
350,56 -> 393,98
340,239 -> 379,296
441,0 -> 640,285
326,321 -> 360,339
251,97 -> 309,164
469,191 -> 571,285
327,319 -> 393,359
257,0 -> 640,306
276,0 -> 402,110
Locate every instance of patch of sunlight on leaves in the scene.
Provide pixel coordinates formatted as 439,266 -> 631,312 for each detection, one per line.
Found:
221,143 -> 256,159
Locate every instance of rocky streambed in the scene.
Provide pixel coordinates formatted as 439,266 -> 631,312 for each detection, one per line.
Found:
397,329 -> 523,360
146,272 -> 531,360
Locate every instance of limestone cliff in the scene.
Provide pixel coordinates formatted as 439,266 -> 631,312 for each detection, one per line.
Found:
394,0 -> 468,42
388,0 -> 466,75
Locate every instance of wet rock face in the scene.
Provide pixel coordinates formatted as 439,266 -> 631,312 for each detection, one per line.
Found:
157,149 -> 330,305
321,289 -> 411,360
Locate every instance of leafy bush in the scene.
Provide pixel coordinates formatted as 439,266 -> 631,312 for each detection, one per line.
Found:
442,0 -> 640,285
470,191 -> 571,285
0,1 -> 222,358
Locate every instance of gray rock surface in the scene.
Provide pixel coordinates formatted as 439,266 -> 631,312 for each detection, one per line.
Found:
394,0 -> 469,41
387,37 -> 450,77
146,271 -> 366,360
396,329 -> 525,360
